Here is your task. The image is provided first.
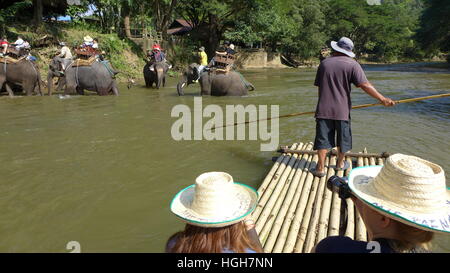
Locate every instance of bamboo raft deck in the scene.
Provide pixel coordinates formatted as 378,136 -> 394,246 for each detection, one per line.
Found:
252,141 -> 386,253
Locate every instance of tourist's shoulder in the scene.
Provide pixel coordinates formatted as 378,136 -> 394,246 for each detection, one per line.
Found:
315,236 -> 368,253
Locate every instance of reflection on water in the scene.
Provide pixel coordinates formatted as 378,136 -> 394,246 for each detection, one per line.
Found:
0,63 -> 449,252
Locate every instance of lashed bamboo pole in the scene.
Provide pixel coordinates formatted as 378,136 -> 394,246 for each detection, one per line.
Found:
272,143 -> 315,253
253,143 -> 300,221
282,153 -> 319,253
303,157 -> 331,253
263,143 -> 314,252
278,148 -> 389,159
328,157 -> 344,236
316,155 -> 337,243
257,143 -> 306,241
369,157 -> 376,166
344,157 -> 355,239
377,157 -> 384,166
363,148 -> 369,166
355,152 -> 368,241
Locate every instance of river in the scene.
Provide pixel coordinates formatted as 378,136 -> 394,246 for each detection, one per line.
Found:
0,63 -> 448,252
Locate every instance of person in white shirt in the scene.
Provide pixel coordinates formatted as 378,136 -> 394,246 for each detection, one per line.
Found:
14,36 -> 25,49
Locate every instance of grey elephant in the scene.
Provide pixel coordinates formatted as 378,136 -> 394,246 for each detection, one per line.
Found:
0,58 -> 42,97
177,63 -> 254,96
64,60 -> 119,96
47,56 -> 70,95
143,61 -> 168,89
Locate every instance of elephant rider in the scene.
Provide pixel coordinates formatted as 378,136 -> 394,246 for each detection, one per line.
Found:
81,36 -> 94,48
56,42 -> 73,74
194,46 -> 208,82
0,37 -> 8,56
13,36 -> 25,50
147,44 -> 172,71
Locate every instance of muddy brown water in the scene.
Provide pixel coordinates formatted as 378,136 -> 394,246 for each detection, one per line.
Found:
0,63 -> 449,252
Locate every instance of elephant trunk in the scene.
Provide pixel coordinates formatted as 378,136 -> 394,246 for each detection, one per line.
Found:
47,72 -> 53,96
156,67 -> 164,89
177,74 -> 188,96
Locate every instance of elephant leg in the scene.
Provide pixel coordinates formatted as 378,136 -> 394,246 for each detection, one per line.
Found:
163,76 -> 166,87
25,82 -> 34,96
76,86 -> 84,95
65,84 -> 76,95
111,82 -> 119,96
56,77 -> 66,92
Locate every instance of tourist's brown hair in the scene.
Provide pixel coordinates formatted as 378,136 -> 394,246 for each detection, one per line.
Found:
167,222 -> 263,253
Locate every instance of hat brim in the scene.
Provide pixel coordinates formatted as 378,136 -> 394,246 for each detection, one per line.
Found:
348,166 -> 450,234
170,183 -> 258,228
331,41 -> 355,58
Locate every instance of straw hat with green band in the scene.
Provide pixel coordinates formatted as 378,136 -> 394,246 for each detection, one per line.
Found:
348,154 -> 450,234
170,172 -> 258,228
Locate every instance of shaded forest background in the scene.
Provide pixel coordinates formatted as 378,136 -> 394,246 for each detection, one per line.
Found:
1,0 -> 449,68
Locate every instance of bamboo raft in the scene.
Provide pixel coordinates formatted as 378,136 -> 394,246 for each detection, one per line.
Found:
251,141 -> 386,253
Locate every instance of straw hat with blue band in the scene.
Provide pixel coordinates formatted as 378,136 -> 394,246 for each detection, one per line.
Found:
170,172 -> 258,228
348,154 -> 450,234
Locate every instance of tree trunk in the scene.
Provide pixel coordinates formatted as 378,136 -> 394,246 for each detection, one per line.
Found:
124,15 -> 132,38
33,0 -> 43,28
206,13 -> 220,59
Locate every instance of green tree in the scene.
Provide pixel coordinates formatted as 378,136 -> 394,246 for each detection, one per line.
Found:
417,0 -> 450,60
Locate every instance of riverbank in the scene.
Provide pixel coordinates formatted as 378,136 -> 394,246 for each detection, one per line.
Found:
6,23 -> 450,86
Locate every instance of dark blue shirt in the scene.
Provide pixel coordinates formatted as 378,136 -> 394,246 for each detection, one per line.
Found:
315,236 -> 395,253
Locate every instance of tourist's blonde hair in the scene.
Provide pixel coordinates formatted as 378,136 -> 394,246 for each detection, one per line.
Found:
389,219 -> 434,253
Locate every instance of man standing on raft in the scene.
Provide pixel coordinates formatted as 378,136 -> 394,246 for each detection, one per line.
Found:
311,37 -> 396,177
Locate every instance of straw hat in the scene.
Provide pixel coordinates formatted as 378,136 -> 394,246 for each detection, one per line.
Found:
348,154 -> 450,233
83,36 -> 93,43
170,172 -> 258,228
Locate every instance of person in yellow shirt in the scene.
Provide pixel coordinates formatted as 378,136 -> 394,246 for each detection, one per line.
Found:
195,46 -> 208,82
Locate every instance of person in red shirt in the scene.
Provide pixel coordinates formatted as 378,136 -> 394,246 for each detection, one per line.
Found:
1,37 -> 9,56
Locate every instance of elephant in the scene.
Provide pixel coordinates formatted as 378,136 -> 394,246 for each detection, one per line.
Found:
177,63 -> 255,96
0,58 -> 42,97
64,60 -> 119,96
47,56 -> 70,96
143,61 -> 169,89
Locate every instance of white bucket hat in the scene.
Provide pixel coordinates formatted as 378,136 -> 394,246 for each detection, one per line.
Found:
83,36 -> 93,43
170,172 -> 258,228
331,37 -> 355,58
348,154 -> 450,234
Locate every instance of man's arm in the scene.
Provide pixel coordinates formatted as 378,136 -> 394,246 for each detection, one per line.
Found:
358,82 -> 396,106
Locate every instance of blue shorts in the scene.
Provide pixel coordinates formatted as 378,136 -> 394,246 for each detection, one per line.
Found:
313,119 -> 352,153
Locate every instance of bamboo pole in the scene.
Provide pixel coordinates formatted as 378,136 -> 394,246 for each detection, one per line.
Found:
282,153 -> 319,253
369,157 -> 376,166
210,93 -> 450,130
377,157 -> 384,166
355,152 -> 368,241
253,143 -> 300,221
363,148 -> 369,166
257,143 -> 305,240
272,143 -> 315,253
344,157 -> 355,239
328,157 -> 344,236
316,155 -> 337,243
302,157 -> 331,253
263,143 -> 314,252
255,143 -> 299,196
278,148 -> 389,159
